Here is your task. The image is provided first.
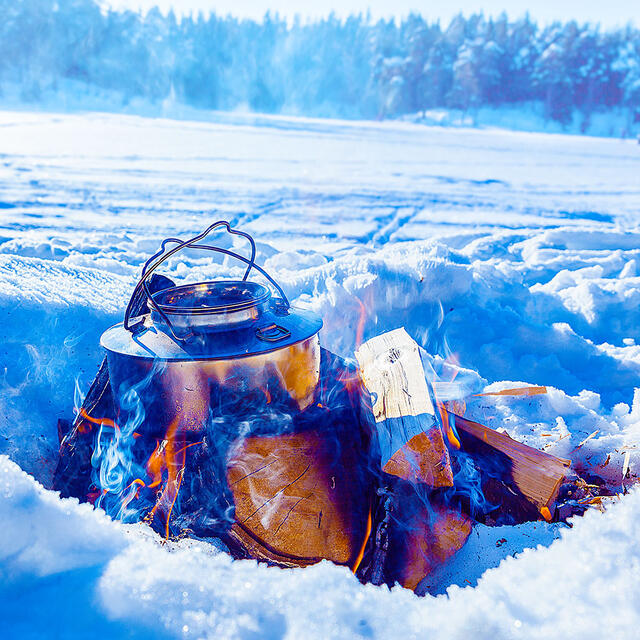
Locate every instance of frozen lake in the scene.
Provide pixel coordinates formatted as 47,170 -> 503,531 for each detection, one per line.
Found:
2,110 -> 639,247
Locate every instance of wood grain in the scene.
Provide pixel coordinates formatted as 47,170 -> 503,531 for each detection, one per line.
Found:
227,430 -> 367,565
355,328 -> 453,487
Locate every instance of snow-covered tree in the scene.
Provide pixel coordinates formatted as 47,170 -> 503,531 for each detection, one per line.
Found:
1,1 -> 638,130
534,36 -> 573,123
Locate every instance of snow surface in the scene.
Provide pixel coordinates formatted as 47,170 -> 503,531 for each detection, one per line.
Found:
2,79 -> 636,140
1,109 -> 639,638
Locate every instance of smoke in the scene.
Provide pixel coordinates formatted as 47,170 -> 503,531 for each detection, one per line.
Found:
91,360 -> 167,522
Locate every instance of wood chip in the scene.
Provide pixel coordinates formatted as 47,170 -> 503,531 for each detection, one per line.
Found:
475,386 -> 547,397
574,430 -> 600,451
622,450 -> 631,480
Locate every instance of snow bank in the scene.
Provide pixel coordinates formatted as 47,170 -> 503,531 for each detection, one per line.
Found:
0,255 -> 130,484
2,455 -> 639,639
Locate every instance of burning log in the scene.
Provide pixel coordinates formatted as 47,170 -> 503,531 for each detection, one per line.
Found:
227,429 -> 369,567
355,477 -> 473,591
449,412 -> 571,518
355,328 -> 453,488
355,328 -> 572,523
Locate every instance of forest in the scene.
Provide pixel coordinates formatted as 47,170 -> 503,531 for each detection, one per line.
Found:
2,0 -> 640,126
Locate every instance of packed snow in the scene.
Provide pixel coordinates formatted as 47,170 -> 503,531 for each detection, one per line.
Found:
1,110 -> 639,638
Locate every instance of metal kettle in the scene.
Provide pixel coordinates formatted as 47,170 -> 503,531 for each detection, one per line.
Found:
97,222 -> 370,567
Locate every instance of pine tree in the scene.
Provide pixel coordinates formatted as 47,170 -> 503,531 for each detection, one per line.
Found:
1,0 -> 638,132
534,32 -> 573,124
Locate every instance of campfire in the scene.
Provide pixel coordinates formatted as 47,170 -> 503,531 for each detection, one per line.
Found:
54,221 -> 610,593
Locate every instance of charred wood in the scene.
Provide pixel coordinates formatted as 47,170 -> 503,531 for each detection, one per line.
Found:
52,274 -> 175,500
450,412 -> 571,521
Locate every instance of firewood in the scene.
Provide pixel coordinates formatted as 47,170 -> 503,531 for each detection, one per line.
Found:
397,505 -> 472,591
355,328 -> 453,488
227,430 -> 369,567
383,480 -> 472,591
382,431 -> 453,486
226,522 -> 317,568
449,411 -> 571,515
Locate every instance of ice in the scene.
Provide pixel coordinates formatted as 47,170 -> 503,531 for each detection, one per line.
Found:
1,110 -> 639,637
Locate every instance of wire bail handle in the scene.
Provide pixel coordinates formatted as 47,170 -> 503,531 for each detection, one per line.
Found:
124,220 -> 290,341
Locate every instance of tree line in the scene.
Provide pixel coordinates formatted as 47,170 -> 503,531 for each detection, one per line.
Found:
2,0 -> 639,127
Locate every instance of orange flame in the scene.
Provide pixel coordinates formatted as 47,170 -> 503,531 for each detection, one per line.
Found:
355,297 -> 367,349
438,402 -> 461,450
142,418 -> 186,539
77,407 -> 120,435
101,417 -> 204,540
352,506 -> 372,574
434,354 -> 462,450
354,288 -> 374,349
121,478 -> 146,512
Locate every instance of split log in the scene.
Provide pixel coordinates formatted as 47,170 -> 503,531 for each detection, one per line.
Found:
449,412 -> 571,516
356,478 -> 472,592
355,328 -> 453,488
388,493 -> 472,591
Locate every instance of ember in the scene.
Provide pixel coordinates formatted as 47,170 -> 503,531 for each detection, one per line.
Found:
54,221 -> 611,594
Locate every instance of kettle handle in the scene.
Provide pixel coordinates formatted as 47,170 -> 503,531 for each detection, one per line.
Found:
124,221 -> 290,339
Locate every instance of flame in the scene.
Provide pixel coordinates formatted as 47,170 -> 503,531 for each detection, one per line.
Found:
143,418 -> 188,539
433,354 -> 463,449
85,398 -> 203,539
540,506 -> 552,522
77,407 -> 119,435
355,296 -> 367,348
438,403 -> 461,449
351,506 -> 372,574
121,420 -> 205,539
120,478 -> 146,512
354,288 -> 374,349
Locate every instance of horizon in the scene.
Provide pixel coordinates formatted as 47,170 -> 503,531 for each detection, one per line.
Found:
104,0 -> 638,28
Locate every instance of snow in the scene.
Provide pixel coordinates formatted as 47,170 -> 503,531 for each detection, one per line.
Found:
2,454 -> 639,638
1,109 -> 639,637
401,103 -> 636,139
3,75 -> 635,140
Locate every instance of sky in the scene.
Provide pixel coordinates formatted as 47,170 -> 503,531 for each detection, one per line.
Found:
105,0 -> 638,28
